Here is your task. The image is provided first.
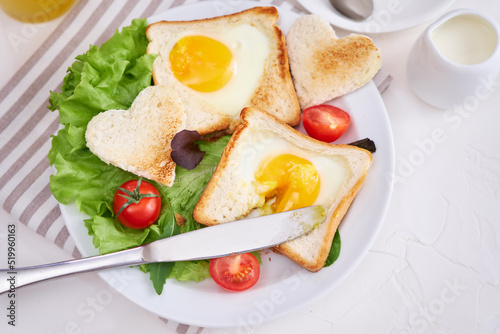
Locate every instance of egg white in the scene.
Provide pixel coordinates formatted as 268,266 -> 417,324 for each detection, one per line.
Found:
239,131 -> 352,212
164,23 -> 270,117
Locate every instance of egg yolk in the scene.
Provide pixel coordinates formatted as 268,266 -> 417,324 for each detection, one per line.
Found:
169,35 -> 233,92
255,154 -> 320,213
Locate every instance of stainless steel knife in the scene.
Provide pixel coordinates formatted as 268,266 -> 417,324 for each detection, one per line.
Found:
0,205 -> 326,293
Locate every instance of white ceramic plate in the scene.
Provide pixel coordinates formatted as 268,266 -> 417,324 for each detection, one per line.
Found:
296,0 -> 455,33
61,1 -> 395,328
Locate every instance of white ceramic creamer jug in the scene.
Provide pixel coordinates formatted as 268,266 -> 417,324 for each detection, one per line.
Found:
407,8 -> 500,109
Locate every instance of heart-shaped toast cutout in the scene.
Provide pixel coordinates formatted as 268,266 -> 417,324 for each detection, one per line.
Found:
85,86 -> 186,187
286,15 -> 382,109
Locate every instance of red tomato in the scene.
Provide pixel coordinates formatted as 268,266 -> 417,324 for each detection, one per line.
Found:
302,105 -> 351,142
113,179 -> 161,229
209,253 -> 260,292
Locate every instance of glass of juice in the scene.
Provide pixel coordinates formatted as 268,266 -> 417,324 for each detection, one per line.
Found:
0,0 -> 75,23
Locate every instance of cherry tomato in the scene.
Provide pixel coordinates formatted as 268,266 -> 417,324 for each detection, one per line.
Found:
113,178 -> 161,229
302,105 -> 351,142
209,253 -> 260,292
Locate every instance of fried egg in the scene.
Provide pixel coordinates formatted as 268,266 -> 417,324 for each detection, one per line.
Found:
239,131 -> 352,215
165,23 -> 270,117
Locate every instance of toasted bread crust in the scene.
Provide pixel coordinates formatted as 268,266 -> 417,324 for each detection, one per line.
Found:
249,24 -> 301,126
85,86 -> 185,187
192,115 -> 249,225
272,172 -> 367,272
314,35 -> 379,71
146,6 -> 279,37
146,6 -> 300,132
286,14 -> 382,108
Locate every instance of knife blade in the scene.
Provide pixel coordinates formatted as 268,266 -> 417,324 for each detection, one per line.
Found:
0,205 -> 326,293
143,204 -> 327,262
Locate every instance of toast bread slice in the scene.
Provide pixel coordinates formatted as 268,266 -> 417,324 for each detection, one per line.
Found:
286,14 -> 382,109
193,107 -> 372,271
166,81 -> 231,135
85,85 -> 186,187
146,6 -> 301,133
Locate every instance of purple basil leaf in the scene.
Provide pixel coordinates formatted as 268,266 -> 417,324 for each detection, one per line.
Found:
347,138 -> 376,153
171,130 -> 206,170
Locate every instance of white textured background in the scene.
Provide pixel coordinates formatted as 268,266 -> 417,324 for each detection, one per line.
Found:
1,0 -> 499,333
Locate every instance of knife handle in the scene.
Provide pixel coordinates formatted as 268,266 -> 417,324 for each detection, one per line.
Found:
0,247 -> 145,294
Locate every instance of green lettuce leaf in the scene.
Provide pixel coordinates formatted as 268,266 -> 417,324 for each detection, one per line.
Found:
84,216 -> 160,254
168,261 -> 210,282
49,18 -> 157,219
162,136 -> 231,232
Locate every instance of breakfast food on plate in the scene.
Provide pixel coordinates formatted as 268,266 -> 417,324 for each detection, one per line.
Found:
85,85 -> 186,187
193,107 -> 372,272
50,7 -> 381,296
146,6 -> 301,133
286,14 -> 382,109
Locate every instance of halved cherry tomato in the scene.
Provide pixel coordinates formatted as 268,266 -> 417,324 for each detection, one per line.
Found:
209,253 -> 260,292
113,178 -> 161,229
302,105 -> 351,142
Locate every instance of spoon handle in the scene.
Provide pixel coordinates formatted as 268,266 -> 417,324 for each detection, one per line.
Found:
0,247 -> 145,294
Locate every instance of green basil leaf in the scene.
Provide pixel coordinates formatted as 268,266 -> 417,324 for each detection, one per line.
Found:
324,229 -> 341,267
